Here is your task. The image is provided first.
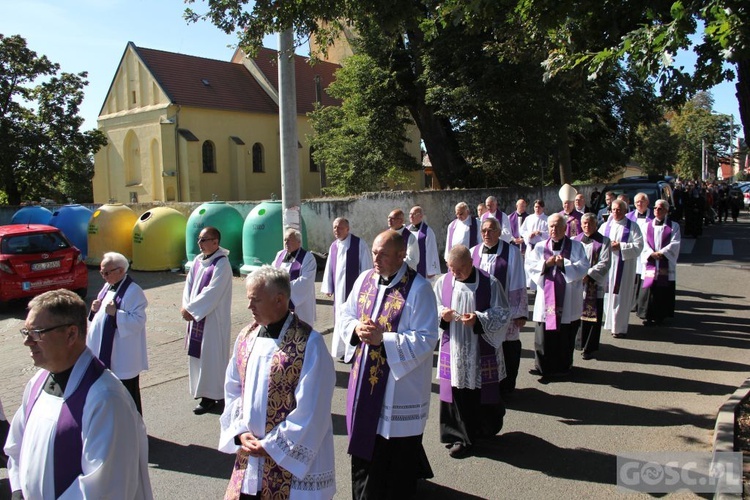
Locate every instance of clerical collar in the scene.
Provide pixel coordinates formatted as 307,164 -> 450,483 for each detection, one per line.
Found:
46,364 -> 75,396
259,312 -> 291,339
392,225 -> 405,231
482,243 -> 499,254
412,222 -> 422,230
581,233 -> 594,243
110,278 -> 124,291
552,239 -> 564,250
654,219 -> 665,226
378,273 -> 398,286
202,250 -> 218,260
637,211 -> 647,218
456,268 -> 477,283
284,249 -> 298,262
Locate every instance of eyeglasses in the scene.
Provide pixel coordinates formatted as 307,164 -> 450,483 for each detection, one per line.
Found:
481,228 -> 498,233
100,267 -> 122,277
197,237 -> 217,243
387,217 -> 402,221
20,323 -> 73,342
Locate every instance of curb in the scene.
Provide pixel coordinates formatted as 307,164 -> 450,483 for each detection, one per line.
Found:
713,377 -> 750,499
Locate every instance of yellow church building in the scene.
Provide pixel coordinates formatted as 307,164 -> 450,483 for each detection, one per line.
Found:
93,42 -> 425,203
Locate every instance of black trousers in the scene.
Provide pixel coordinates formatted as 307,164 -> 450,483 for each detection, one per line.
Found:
121,375 -> 142,415
499,339 -> 522,393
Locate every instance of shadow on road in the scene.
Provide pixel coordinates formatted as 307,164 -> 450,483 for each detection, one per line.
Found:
148,435 -> 233,480
571,367 -> 736,395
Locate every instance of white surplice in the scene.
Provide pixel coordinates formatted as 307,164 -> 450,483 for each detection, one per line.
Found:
5,349 -> 152,500
87,277 -> 148,380
639,220 -> 681,282
408,223 -> 441,277
599,218 -> 644,335
321,234 -> 373,360
433,271 -> 511,387
520,213 -> 549,289
470,242 -> 528,341
273,249 -> 318,328
444,217 -> 480,261
182,247 -> 233,400
339,264 -> 439,438
219,316 -> 336,499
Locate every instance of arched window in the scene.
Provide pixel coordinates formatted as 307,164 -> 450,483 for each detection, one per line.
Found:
202,141 -> 216,173
124,130 -> 142,185
309,146 -> 319,172
252,143 -> 264,173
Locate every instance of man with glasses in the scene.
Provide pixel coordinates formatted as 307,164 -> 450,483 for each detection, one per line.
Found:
181,226 -> 232,415
407,206 -> 441,280
4,289 -> 152,499
88,252 -> 148,414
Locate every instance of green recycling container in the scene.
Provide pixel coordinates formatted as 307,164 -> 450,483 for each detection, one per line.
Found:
240,201 -> 307,275
184,201 -> 243,272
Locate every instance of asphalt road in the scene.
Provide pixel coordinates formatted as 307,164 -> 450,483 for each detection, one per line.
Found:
1,212 -> 749,499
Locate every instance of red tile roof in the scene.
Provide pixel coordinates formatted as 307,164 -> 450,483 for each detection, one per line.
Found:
120,43 -> 340,116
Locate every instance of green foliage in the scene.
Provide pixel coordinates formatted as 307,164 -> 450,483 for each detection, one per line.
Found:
309,54 -> 419,195
0,34 -> 106,205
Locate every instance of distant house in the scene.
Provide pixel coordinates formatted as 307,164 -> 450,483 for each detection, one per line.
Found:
93,43 -> 425,203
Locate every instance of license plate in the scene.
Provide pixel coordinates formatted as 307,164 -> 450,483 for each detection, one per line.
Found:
32,260 -> 61,271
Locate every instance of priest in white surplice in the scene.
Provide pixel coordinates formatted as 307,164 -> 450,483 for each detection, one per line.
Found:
434,246 -> 511,458
6,290 -> 152,500
636,200 -> 681,326
408,206 -> 441,280
87,251 -> 148,414
272,227 -> 318,328
339,230 -> 438,499
444,202 -> 480,261
598,199 -> 644,338
520,199 -> 549,289
321,217 -> 372,360
470,217 -> 528,395
181,226 -> 232,415
526,214 -> 589,378
220,266 -> 336,499
480,196 -> 513,243
387,208 -> 419,271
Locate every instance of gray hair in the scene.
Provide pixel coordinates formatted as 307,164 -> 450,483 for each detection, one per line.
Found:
447,245 -> 471,265
612,199 -> 627,211
655,199 -> 670,210
455,202 -> 469,212
481,217 -> 500,232
581,213 -> 598,226
246,265 -> 291,299
283,227 -> 302,243
28,289 -> 87,339
635,192 -> 649,203
101,251 -> 130,272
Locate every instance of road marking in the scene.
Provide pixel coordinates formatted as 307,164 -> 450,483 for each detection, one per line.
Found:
712,239 -> 733,255
680,239 -> 696,254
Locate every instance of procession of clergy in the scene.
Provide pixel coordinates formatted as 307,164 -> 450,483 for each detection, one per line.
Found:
1,184 -> 681,499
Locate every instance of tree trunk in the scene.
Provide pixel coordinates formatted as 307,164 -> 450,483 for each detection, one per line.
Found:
736,58 -> 749,149
556,120 -> 573,185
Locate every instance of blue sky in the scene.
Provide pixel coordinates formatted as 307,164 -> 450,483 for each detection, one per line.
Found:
0,0 -> 743,140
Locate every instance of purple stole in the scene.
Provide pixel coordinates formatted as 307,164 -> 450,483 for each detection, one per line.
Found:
411,223 -> 429,277
626,208 -> 654,223
346,267 -> 417,461
225,316 -> 311,499
187,254 -> 227,358
508,211 -> 528,253
89,275 -> 133,368
575,233 -> 603,322
471,243 -> 509,286
603,218 -> 632,294
643,220 -> 673,289
25,357 -> 106,498
274,249 -> 308,311
543,237 -> 572,331
448,217 -> 478,250
560,210 -> 582,237
328,235 -> 361,299
438,270 -> 498,405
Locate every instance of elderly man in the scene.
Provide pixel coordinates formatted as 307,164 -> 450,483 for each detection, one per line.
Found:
481,196 -> 513,243
88,251 -> 148,414
387,208 -> 419,271
574,214 -> 611,359
636,200 -> 681,326
322,217 -> 373,360
220,266 -> 336,499
445,202 -> 480,261
526,214 -> 588,378
599,200 -> 644,338
273,227 -> 317,328
477,203 -> 487,218
339,230 -> 438,499
574,193 -> 589,215
408,206 -> 441,279
597,191 -> 616,224
434,246 -> 510,458
559,184 -> 583,238
471,217 -> 528,395
5,290 -> 152,499
181,226 -> 233,415
508,199 -> 529,254
627,193 -> 654,307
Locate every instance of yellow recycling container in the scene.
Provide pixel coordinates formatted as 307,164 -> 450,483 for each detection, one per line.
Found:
131,207 -> 187,271
86,204 -> 138,266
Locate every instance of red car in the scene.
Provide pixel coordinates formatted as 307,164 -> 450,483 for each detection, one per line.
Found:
0,224 -> 88,306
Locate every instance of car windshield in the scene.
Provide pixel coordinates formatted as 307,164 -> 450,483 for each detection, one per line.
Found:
1,232 -> 70,254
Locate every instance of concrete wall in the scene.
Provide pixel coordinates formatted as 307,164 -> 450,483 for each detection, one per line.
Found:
1,184 -> 601,263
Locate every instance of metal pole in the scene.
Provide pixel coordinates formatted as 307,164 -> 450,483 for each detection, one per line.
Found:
279,28 -> 301,231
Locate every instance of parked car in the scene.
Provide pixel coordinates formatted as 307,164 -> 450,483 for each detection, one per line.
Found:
593,176 -> 675,219
0,224 -> 88,307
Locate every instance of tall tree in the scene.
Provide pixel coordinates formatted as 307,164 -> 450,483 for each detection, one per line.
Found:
0,34 -> 106,205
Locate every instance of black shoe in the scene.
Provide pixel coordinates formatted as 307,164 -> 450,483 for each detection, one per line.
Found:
193,398 -> 218,415
581,352 -> 592,360
528,368 -> 542,376
448,442 -> 470,458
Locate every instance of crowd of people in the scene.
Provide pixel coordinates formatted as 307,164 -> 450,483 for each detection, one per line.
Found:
1,185 -> 686,499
